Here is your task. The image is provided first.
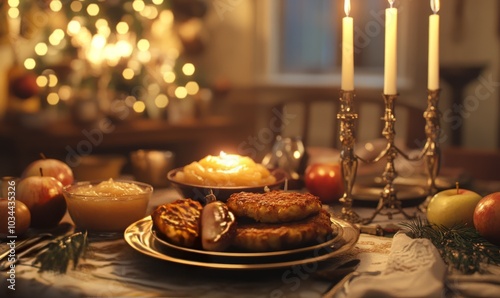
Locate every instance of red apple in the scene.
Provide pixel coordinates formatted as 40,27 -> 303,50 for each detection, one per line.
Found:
473,193 -> 500,246
22,158 -> 74,186
427,188 -> 482,228
304,163 -> 344,204
16,176 -> 67,228
9,70 -> 39,99
0,199 -> 31,237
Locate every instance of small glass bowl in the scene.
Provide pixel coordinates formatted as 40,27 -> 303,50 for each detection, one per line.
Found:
63,180 -> 153,232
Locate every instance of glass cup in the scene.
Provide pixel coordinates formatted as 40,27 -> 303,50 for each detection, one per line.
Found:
130,150 -> 175,188
262,136 -> 307,180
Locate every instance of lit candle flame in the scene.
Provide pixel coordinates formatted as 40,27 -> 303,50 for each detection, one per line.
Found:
388,0 -> 395,8
344,0 -> 351,17
431,0 -> 440,14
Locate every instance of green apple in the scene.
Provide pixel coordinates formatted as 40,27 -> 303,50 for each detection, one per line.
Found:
427,188 -> 482,228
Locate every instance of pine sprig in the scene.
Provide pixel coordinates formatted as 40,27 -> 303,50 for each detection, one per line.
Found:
401,218 -> 500,274
32,231 -> 89,274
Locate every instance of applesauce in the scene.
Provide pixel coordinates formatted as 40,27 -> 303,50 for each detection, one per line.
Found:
173,152 -> 276,187
63,179 -> 153,232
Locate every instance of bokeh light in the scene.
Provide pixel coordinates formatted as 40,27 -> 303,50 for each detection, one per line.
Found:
50,0 -> 62,12
132,0 -> 145,12
155,94 -> 169,108
48,74 -> 58,87
24,58 -> 36,70
175,86 -> 187,99
46,92 -> 60,105
35,43 -> 48,56
133,101 -> 146,113
182,63 -> 195,76
36,76 -> 48,87
163,71 -> 176,83
8,0 -> 19,8
137,39 -> 150,52
67,19 -> 82,36
186,81 -> 199,95
58,85 -> 72,101
116,22 -> 129,35
87,3 -> 100,16
8,7 -> 19,18
70,1 -> 82,12
122,68 -> 135,80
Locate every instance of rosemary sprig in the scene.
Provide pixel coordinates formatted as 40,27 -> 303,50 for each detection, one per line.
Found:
32,231 -> 89,274
401,218 -> 500,274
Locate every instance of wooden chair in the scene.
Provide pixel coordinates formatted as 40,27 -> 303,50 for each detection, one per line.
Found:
270,96 -> 427,150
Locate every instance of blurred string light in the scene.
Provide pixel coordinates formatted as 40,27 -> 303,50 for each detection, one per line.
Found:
175,86 -> 187,99
163,71 -> 176,83
116,22 -> 129,34
34,43 -> 48,56
132,0 -> 146,12
67,20 -> 82,36
133,101 -> 146,113
137,39 -> 150,51
185,81 -> 199,95
58,85 -> 72,101
50,0 -> 63,12
7,7 -> 19,18
46,92 -> 60,105
70,1 -> 83,12
122,68 -> 135,80
7,0 -> 19,7
36,76 -> 48,88
87,3 -> 100,16
7,0 -> 203,110
182,63 -> 195,76
155,94 -> 169,108
24,58 -> 36,70
48,74 -> 58,87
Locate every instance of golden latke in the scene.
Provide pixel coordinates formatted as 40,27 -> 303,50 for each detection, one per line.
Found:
152,199 -> 202,248
226,191 -> 322,223
232,209 -> 334,252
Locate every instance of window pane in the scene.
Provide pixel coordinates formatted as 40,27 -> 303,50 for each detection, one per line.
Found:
352,0 -> 386,70
279,0 -> 386,74
280,0 -> 335,73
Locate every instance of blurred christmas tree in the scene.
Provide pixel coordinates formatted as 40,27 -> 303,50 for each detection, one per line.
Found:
3,0 -> 209,122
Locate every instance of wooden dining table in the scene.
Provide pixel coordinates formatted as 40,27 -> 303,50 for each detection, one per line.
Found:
1,181 -> 499,298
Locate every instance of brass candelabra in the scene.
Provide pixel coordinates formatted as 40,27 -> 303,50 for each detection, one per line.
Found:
337,90 -> 441,224
337,90 -> 362,223
418,89 -> 442,212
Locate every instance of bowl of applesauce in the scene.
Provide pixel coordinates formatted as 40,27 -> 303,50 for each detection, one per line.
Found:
63,179 -> 153,232
167,153 -> 286,203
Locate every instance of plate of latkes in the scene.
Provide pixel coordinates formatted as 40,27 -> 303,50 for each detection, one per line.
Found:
124,192 -> 360,270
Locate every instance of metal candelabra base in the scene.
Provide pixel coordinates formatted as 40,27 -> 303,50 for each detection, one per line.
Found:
361,94 -> 416,224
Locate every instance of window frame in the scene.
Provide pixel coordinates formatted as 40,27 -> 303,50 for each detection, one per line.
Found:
254,0 -> 419,91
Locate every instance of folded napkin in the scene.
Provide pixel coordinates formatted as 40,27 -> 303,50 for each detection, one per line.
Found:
341,232 -> 447,298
